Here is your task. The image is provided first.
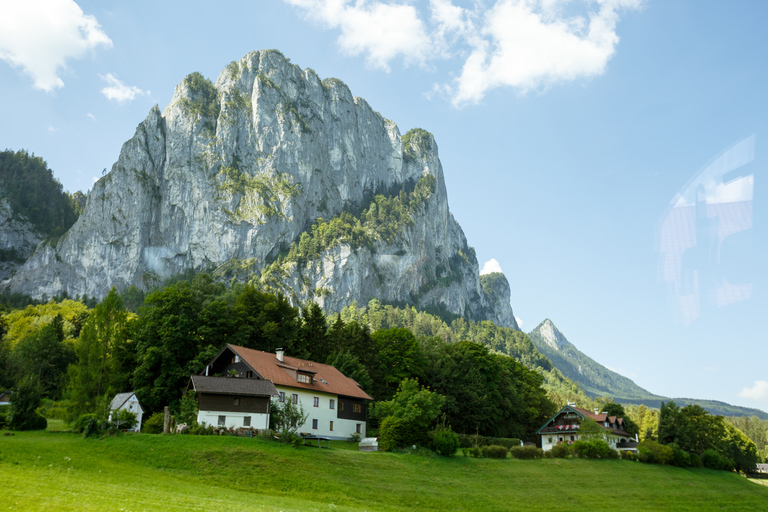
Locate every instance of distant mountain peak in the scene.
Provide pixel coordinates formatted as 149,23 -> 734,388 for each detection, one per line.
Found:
533,319 -> 568,351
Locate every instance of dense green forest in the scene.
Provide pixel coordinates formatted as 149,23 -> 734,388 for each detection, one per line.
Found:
0,149 -> 83,242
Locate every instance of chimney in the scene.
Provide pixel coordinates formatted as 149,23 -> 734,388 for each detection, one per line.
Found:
276,348 -> 284,362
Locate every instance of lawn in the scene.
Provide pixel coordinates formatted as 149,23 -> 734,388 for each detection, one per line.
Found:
1,431 -> 766,511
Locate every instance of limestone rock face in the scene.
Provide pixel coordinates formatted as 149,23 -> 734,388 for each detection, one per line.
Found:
7,50 -> 518,328
531,319 -> 568,351
0,196 -> 42,281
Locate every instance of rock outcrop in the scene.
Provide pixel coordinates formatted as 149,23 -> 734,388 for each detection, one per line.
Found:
0,196 -> 42,281
7,50 -> 518,328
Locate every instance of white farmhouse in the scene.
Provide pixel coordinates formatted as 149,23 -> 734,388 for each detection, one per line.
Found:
199,344 -> 372,440
108,392 -> 145,432
189,375 -> 278,430
537,405 -> 639,453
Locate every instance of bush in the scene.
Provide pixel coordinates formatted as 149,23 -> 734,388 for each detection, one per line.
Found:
143,412 -> 164,434
510,445 -> 544,459
189,423 -> 214,435
668,443 -> 691,468
572,439 -> 618,459
109,409 -> 137,431
259,428 -> 276,440
348,432 -> 361,443
379,416 -> 412,452
74,413 -> 98,433
701,449 -> 735,471
82,418 -> 100,438
456,434 -> 521,449
620,450 -> 638,461
463,446 -> 482,458
8,381 -> 47,431
689,452 -> 702,468
431,427 -> 460,457
544,450 -> 554,459
550,443 -> 571,458
481,445 -> 509,459
279,430 -> 303,447
638,440 -> 673,465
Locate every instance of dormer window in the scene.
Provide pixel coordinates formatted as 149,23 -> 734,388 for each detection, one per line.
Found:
297,373 -> 311,384
232,355 -> 240,363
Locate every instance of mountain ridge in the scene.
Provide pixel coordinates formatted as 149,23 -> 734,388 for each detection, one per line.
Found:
528,318 -> 768,419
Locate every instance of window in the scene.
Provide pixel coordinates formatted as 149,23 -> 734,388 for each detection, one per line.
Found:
232,355 -> 240,363
339,401 -> 344,412
244,416 -> 251,427
329,399 -> 335,410
330,421 -> 334,431
292,393 -> 298,404
570,435 -> 575,442
356,423 -> 361,434
233,398 -> 240,406
297,373 -> 311,384
313,397 -> 319,407
218,416 -> 226,426
312,419 -> 318,429
352,403 -> 362,414
246,371 -> 253,378
279,392 -> 285,403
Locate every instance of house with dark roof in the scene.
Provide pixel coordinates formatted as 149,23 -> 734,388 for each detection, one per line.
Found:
198,344 -> 373,439
108,392 -> 145,432
537,404 -> 638,453
189,374 -> 278,430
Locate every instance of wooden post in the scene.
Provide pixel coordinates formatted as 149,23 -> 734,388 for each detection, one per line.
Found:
163,406 -> 171,434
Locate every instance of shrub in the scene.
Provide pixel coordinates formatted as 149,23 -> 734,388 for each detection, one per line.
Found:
259,428 -> 276,440
620,450 -> 638,461
551,443 -> 571,459
74,413 -> 98,433
431,427 -> 460,457
701,449 -> 735,471
481,445 -> 509,459
572,439 -> 618,459
463,446 -> 482,458
379,416 -> 411,452
510,445 -> 544,459
668,443 -> 691,468
82,418 -> 100,438
279,430 -> 303,447
638,440 -> 673,465
143,412 -> 164,434
110,409 -> 137,431
544,450 -> 554,459
488,437 -> 522,449
348,432 -> 361,443
689,452 -> 702,468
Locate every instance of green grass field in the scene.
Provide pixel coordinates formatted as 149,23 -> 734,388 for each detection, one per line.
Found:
1,431 -> 767,511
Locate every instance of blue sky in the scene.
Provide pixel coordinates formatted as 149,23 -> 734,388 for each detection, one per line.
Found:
1,0 -> 766,413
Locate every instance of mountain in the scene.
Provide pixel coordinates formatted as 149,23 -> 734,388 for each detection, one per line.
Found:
529,319 -> 768,419
0,150 -> 80,280
3,50 -> 517,328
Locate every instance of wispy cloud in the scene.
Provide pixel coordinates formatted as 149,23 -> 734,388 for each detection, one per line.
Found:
0,0 -> 112,91
739,380 -> 768,405
515,316 -> 524,327
285,0 -> 641,105
87,112 -> 97,121
100,73 -> 149,103
480,258 -> 503,275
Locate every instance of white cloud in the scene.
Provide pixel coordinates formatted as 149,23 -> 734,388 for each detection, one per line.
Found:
100,73 -> 149,103
515,316 -> 524,327
480,258 -> 503,275
739,381 -> 768,405
284,0 -> 641,105
0,0 -> 112,91
87,112 -> 97,121
286,0 -> 433,71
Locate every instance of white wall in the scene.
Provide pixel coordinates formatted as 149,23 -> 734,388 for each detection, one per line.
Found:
541,432 -> 626,452
109,394 -> 144,432
198,410 -> 270,430
276,386 -> 365,440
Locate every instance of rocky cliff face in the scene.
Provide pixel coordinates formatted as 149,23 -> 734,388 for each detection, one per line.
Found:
7,50 -> 517,328
0,196 -> 42,281
530,319 -> 568,351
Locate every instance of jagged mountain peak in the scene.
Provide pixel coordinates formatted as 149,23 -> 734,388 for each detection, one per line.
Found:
531,318 -> 568,351
4,49 -> 518,328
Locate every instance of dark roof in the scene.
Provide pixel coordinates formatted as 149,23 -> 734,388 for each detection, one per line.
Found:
616,441 -> 639,449
536,405 -> 633,437
190,375 -> 278,397
226,345 -> 373,400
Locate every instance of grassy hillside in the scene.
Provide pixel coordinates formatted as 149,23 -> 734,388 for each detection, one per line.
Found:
2,431 -> 767,511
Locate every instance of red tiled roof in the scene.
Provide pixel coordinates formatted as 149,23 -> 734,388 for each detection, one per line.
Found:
554,406 -> 633,437
228,345 -> 373,401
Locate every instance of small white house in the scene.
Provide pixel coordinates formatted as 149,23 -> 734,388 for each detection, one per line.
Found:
109,392 -> 145,432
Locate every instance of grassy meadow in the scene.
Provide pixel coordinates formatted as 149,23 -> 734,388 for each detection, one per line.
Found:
1,431 -> 767,512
